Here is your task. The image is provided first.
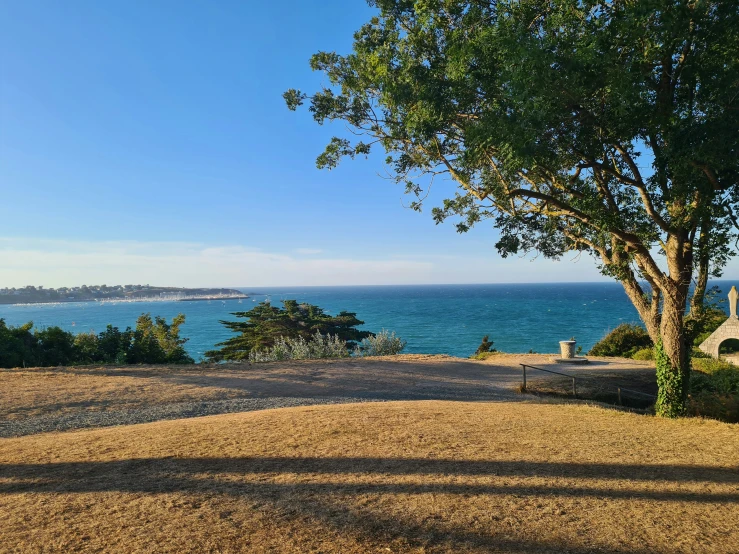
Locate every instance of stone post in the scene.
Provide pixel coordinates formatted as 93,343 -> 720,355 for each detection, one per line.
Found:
729,286 -> 738,319
559,340 -> 576,359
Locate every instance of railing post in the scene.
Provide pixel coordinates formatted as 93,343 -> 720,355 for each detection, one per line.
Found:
522,364 -> 527,391
572,377 -> 577,397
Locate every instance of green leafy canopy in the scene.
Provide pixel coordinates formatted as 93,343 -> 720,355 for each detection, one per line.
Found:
286,0 -> 738,342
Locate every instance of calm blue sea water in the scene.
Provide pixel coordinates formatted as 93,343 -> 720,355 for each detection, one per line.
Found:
0,282 -> 732,360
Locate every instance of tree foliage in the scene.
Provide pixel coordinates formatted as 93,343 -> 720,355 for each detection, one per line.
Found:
0,314 -> 193,368
205,300 -> 373,362
286,0 -> 739,416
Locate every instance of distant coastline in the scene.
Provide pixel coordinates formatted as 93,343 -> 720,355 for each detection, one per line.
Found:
0,285 -> 247,306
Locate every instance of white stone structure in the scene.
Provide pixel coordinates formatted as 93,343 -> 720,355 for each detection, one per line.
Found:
698,286 -> 739,358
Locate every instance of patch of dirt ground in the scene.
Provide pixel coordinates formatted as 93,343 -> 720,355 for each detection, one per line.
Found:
0,354 -> 655,422
1,401 -> 737,554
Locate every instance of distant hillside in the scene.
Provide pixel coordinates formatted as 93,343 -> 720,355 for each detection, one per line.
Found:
0,285 -> 247,305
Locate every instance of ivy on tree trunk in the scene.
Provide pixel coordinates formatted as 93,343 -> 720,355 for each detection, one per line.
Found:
655,339 -> 689,418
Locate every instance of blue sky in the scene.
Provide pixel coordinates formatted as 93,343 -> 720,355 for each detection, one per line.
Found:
1,1 -> 735,287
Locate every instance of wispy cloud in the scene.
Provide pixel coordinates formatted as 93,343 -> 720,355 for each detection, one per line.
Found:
0,238 -> 433,287
3,236 -> 719,288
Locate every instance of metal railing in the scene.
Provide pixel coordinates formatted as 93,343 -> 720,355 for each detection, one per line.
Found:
520,364 -> 657,406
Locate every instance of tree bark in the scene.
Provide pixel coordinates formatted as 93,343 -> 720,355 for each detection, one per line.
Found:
618,276 -> 661,341
656,292 -> 691,416
689,215 -> 711,316
655,237 -> 693,417
691,264 -> 708,316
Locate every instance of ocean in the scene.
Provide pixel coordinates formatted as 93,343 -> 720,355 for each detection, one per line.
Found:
0,282 -> 732,360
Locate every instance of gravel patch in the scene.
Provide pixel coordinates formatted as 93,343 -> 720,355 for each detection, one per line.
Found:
0,387 -> 520,438
0,397 -> 389,438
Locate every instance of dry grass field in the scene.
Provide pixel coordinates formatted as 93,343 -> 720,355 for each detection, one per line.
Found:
0,365 -> 249,421
2,401 -> 737,553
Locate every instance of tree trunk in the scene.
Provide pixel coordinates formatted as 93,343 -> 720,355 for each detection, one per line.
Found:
689,215 -> 711,316
617,273 -> 661,341
690,264 -> 708,316
655,293 -> 690,417
655,237 -> 693,417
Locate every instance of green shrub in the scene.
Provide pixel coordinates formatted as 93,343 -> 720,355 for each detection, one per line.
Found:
691,358 -> 739,393
130,313 -> 193,364
0,320 -> 38,368
471,335 -> 499,359
690,347 -> 712,359
73,332 -> 100,364
0,314 -> 193,368
631,348 -> 654,361
474,335 -> 496,355
355,329 -> 407,357
692,356 -> 734,375
588,324 -> 653,357
693,331 -> 713,347
687,393 -> 739,423
249,331 -> 351,363
687,358 -> 739,423
34,326 -> 77,366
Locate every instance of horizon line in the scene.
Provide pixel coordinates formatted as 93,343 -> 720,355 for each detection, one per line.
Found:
228,279 -> 735,289
6,279 -> 737,290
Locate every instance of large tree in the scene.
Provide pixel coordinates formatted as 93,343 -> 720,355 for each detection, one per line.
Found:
205,300 -> 372,361
285,0 -> 739,416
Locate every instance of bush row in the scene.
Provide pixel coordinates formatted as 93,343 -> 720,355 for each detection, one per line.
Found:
0,314 -> 193,368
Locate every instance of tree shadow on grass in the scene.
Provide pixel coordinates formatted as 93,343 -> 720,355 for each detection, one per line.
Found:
2,456 -> 737,496
2,457 -> 736,553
